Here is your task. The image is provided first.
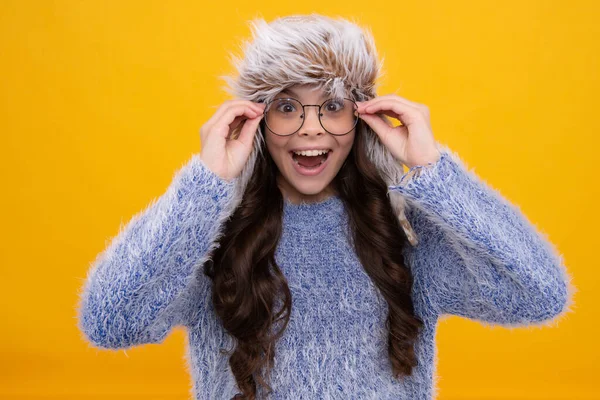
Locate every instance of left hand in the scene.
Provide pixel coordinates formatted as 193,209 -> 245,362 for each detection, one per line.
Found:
356,95 -> 441,169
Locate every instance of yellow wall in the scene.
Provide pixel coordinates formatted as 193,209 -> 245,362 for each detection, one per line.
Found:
1,0 -> 596,398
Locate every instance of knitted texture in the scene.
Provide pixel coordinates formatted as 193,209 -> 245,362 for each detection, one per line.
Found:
77,149 -> 576,399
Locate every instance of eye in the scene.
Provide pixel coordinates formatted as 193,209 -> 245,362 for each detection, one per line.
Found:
275,100 -> 297,113
325,99 -> 344,112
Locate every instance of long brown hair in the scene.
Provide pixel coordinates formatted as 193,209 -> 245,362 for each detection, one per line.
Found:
203,119 -> 424,399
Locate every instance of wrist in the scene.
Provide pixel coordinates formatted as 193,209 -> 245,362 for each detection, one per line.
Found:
405,150 -> 441,169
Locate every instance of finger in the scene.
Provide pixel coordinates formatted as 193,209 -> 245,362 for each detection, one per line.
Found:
227,114 -> 261,140
216,106 -> 261,139
359,96 -> 419,113
357,97 -> 421,121
235,114 -> 263,148
227,118 -> 245,140
229,100 -> 267,132
229,114 -> 249,132
207,102 -> 263,129
361,99 -> 422,127
361,109 -> 403,126
358,113 -> 394,136
206,100 -> 265,129
369,113 -> 394,128
360,93 -> 423,109
360,113 -> 409,144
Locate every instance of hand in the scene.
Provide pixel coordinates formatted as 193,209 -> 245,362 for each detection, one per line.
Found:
199,99 -> 266,181
356,95 -> 441,169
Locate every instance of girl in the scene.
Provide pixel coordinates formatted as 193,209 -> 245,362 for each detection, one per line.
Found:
77,14 -> 575,400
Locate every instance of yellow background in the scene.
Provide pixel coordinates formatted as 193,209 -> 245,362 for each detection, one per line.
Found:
1,0 -> 597,399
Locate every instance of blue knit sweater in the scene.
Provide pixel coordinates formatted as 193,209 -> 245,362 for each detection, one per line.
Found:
77,149 -> 575,399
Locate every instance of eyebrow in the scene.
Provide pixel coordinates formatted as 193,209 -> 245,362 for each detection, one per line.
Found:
279,88 -> 328,101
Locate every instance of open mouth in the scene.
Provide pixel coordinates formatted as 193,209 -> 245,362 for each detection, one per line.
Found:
289,150 -> 332,175
290,150 -> 330,168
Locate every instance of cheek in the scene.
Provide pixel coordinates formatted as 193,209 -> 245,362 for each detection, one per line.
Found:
265,136 -> 289,163
338,134 -> 356,156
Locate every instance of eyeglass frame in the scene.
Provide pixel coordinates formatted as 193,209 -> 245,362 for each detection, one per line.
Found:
260,97 -> 360,136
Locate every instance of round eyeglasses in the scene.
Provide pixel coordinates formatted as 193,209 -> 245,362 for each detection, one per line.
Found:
262,97 -> 359,136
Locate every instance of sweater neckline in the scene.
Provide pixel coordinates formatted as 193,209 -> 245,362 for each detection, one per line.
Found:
282,195 -> 348,232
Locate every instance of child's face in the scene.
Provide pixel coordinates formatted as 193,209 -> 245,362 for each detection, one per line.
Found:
264,84 -> 356,204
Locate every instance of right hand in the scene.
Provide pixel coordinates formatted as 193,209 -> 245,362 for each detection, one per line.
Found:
199,99 -> 266,182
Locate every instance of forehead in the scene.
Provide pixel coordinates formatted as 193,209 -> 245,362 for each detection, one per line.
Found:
276,85 -> 329,100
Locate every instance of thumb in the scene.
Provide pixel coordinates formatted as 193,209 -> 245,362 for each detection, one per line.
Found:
359,113 -> 392,137
236,114 -> 263,150
361,113 -> 408,142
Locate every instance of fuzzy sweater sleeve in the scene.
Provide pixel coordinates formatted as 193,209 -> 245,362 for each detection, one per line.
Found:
76,154 -> 239,349
390,148 -> 576,326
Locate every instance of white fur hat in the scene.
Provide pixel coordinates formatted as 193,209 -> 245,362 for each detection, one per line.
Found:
220,13 -> 419,246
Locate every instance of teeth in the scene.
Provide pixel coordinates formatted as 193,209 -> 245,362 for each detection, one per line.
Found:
292,149 -> 330,156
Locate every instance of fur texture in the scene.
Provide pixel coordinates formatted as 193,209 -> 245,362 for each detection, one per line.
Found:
219,13 -> 423,246
76,148 -> 576,399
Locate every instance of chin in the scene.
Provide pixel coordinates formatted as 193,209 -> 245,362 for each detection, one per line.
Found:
277,159 -> 341,199
288,179 -> 331,195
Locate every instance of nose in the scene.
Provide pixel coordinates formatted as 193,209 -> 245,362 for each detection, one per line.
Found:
299,105 -> 324,136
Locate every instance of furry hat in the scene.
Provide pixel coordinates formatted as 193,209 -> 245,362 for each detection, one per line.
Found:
220,13 -> 421,246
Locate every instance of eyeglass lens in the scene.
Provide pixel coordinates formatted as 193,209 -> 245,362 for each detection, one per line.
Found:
264,98 -> 358,136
